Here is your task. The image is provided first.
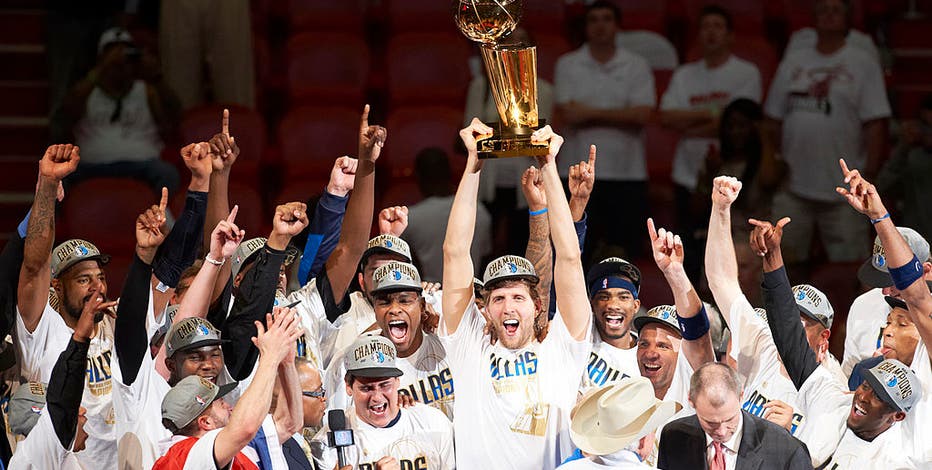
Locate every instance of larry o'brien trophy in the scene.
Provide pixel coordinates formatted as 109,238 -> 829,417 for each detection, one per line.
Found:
453,0 -> 549,159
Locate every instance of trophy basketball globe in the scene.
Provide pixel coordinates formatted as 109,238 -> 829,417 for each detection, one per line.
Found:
453,0 -> 549,159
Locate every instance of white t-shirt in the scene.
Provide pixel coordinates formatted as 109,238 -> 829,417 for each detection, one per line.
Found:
764,44 -> 891,202
403,195 -> 492,283
581,329 -> 639,391
14,300 -> 116,470
74,80 -> 163,164
287,278 -> 338,371
785,28 -> 880,63
326,332 -> 455,420
155,415 -> 283,469
311,404 -> 454,470
445,303 -> 591,470
555,44 -> 656,181
8,411 -> 85,470
841,288 -> 889,377
660,56 -> 762,190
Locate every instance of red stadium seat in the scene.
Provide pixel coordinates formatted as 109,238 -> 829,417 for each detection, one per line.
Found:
683,0 -> 764,35
618,0 -> 668,33
782,0 -> 867,32
180,104 -> 266,185
227,181 -> 268,237
273,179 -> 330,207
888,18 -> 932,51
534,32 -> 572,83
379,180 -> 424,209
523,0 -> 566,32
893,56 -> 932,87
388,0 -> 452,32
893,87 -> 932,119
286,32 -> 369,107
384,106 -> 464,179
653,69 -> 674,98
387,33 -> 471,106
645,124 -> 678,184
58,178 -> 155,253
103,255 -> 133,299
278,106 -> 360,180
288,0 -> 365,32
686,34 -> 779,97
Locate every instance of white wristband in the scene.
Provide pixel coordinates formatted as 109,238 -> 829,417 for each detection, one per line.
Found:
205,254 -> 225,266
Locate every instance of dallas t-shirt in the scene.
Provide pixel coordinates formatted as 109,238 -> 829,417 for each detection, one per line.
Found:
445,303 -> 591,470
311,404 -> 454,470
841,288 -> 889,377
581,328 -> 639,391
661,55 -> 762,190
764,44 -> 891,202
8,411 -> 85,469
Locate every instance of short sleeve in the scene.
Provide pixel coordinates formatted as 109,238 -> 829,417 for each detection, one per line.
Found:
794,365 -> 850,466
185,428 -> 224,468
659,67 -> 686,110
856,58 -> 892,121
726,294 -> 771,376
15,300 -> 71,382
443,301 -> 486,371
8,412 -> 69,469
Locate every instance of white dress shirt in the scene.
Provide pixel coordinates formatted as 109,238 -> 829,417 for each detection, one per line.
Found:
705,412 -> 744,470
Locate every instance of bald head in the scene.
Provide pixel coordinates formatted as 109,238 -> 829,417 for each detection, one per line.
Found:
296,358 -> 327,428
688,362 -> 741,406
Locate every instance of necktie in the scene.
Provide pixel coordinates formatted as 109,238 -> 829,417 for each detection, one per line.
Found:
711,441 -> 726,470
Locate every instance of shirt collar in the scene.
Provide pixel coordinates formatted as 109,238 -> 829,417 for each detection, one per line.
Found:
704,411 -> 744,454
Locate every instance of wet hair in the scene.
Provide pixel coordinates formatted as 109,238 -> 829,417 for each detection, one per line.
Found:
699,5 -> 733,31
481,278 -> 549,344
585,0 -> 622,25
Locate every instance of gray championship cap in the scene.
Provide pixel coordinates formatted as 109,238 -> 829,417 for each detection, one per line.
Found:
8,382 -> 47,436
231,237 -> 267,277
483,255 -> 539,285
585,257 -> 642,296
371,261 -> 422,295
858,227 -> 931,289
165,317 -> 225,358
161,376 -> 238,430
633,305 -> 680,336
863,359 -> 923,413
362,235 -> 412,265
792,284 -> 834,329
344,334 -> 403,379
50,239 -> 110,278
151,303 -> 180,346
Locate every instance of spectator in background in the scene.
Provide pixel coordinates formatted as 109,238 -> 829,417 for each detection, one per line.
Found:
403,148 -> 492,282
159,0 -> 255,110
555,0 -> 655,262
876,95 -> 932,242
659,5 -> 762,277
464,26 -> 553,256
764,0 -> 890,269
63,28 -> 181,198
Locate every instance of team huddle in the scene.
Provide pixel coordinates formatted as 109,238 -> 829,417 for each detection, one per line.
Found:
1,103 -> 929,470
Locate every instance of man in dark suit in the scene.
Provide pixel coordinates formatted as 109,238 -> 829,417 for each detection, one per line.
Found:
658,362 -> 812,470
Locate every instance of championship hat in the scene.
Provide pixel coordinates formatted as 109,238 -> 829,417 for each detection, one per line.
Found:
161,376 -> 238,430
230,237 -> 300,278
633,305 -> 680,335
884,295 -> 908,311
361,235 -> 412,268
150,303 -> 180,346
165,317 -> 225,358
792,284 -> 834,329
586,257 -> 642,298
570,376 -> 680,455
50,239 -> 110,278
8,382 -> 47,436
862,359 -> 923,413
483,255 -> 539,285
371,261 -> 422,295
858,227 -> 931,289
344,334 -> 403,379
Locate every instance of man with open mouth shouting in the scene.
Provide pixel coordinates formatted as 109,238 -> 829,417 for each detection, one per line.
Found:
324,261 -> 454,420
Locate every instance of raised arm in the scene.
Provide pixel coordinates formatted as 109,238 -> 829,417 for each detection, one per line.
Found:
535,126 -> 589,340
521,166 -> 552,314
322,105 -> 383,303
705,176 -> 744,315
298,157 -> 355,285
214,307 -> 302,468
648,218 -> 715,369
836,158 -> 932,358
442,119 -> 492,334
18,145 -> 79,332
272,356 -> 302,445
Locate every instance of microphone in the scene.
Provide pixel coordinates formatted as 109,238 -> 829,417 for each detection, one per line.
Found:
327,409 -> 354,468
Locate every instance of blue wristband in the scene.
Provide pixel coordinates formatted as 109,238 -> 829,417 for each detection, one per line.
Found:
529,208 -> 548,216
870,213 -> 890,224
17,208 -> 32,238
889,255 -> 923,291
677,305 -> 710,340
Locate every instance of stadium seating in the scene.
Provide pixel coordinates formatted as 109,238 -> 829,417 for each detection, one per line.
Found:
286,32 -> 370,107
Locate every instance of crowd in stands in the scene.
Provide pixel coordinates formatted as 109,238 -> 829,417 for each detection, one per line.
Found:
0,0 -> 930,468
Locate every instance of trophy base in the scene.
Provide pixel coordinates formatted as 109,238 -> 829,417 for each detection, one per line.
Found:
476,122 -> 549,159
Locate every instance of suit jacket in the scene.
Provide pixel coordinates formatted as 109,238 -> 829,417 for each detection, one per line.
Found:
282,436 -> 316,470
658,410 -> 813,470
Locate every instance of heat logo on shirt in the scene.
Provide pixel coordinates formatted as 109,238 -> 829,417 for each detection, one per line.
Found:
586,352 -> 630,387
742,389 -> 803,434
489,351 -> 538,380
688,91 -> 730,107
359,457 -> 428,470
86,349 -> 113,396
398,368 -> 454,406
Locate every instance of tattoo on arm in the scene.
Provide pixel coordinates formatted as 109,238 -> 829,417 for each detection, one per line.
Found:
526,214 -> 553,310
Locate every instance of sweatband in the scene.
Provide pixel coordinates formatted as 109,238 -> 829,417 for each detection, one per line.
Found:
870,213 -> 890,224
529,207 -> 548,216
677,305 -> 710,340
17,209 -> 31,238
890,255 -> 923,291
589,276 -> 638,299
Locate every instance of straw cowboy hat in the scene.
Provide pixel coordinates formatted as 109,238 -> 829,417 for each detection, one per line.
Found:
570,377 -> 680,455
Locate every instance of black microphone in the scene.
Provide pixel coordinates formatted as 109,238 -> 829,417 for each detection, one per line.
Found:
327,409 -> 354,468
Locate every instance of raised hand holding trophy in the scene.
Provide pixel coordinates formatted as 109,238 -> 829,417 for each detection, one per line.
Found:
453,0 -> 549,159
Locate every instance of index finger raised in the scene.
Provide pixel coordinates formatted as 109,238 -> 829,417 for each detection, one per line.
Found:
646,217 -> 658,241
227,204 -> 239,223
222,108 -> 230,136
158,187 -> 169,212
360,104 -> 370,130
588,144 -> 597,166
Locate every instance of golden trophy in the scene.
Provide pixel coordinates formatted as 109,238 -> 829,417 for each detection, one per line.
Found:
453,0 -> 549,159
